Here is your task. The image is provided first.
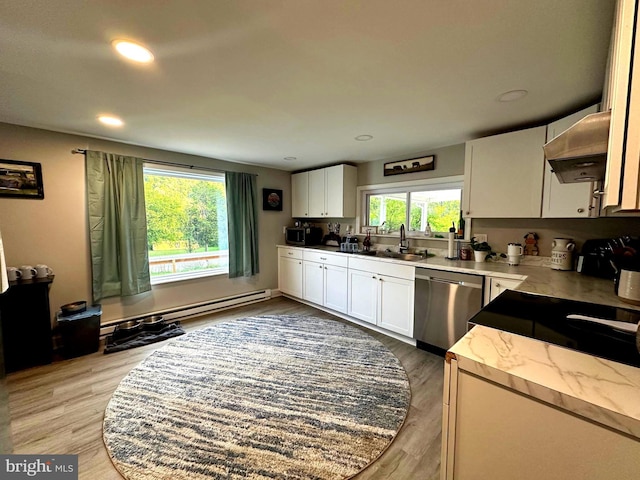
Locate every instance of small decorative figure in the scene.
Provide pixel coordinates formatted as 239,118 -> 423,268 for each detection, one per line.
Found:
363,230 -> 372,252
523,232 -> 539,256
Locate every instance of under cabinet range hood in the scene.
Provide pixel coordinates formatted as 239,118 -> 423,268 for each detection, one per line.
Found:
543,110 -> 611,184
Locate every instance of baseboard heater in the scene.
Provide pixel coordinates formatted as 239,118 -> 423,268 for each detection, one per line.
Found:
100,289 -> 272,337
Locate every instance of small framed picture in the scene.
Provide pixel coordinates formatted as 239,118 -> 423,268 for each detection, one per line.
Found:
0,159 -> 45,199
262,188 -> 283,211
384,155 -> 435,176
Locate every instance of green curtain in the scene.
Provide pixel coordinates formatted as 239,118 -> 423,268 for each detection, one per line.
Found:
86,150 -> 151,301
225,172 -> 259,278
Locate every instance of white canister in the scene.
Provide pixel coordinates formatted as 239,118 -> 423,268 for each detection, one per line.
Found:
551,238 -> 576,271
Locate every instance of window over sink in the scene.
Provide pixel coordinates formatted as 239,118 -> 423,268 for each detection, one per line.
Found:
359,176 -> 464,238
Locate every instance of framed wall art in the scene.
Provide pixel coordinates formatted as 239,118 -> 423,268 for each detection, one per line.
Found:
0,159 -> 44,199
262,188 -> 283,211
383,155 -> 435,176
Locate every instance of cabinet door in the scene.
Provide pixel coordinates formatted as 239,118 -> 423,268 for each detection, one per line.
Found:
324,165 -> 343,218
486,277 -> 523,304
279,256 -> 303,298
463,126 -> 546,218
348,269 -> 378,325
302,261 -> 324,305
604,0 -> 639,210
291,172 -> 309,218
377,275 -> 414,337
324,264 -> 348,313
308,169 -> 326,218
542,105 -> 599,218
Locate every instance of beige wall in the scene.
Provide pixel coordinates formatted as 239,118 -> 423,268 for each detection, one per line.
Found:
0,122 -> 291,324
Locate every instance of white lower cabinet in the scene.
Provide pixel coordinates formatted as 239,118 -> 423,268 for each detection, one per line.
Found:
302,251 -> 348,314
442,362 -> 640,480
278,248 -> 303,298
347,257 -> 415,337
484,276 -> 523,304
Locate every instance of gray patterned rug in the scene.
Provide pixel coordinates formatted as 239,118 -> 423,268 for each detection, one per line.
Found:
103,315 -> 411,480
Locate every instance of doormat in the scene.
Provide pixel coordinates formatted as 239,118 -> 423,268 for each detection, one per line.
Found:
104,322 -> 185,354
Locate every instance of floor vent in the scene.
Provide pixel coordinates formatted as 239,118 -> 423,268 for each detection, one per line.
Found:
100,289 -> 272,336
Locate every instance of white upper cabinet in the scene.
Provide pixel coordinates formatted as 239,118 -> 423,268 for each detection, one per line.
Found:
462,126 -> 547,218
291,164 -> 357,219
604,0 -> 640,211
291,172 -> 309,218
542,105 -> 600,218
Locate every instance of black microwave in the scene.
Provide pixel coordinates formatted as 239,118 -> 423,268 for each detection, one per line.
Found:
285,227 -> 323,246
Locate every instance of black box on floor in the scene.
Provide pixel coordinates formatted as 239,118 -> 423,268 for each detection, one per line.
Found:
56,305 -> 102,358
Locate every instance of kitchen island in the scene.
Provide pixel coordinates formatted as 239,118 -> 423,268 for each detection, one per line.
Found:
441,324 -> 640,479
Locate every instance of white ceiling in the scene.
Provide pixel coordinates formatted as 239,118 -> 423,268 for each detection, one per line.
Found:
0,1 -> 615,171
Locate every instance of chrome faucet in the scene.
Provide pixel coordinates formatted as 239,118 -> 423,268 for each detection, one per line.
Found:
399,224 -> 409,253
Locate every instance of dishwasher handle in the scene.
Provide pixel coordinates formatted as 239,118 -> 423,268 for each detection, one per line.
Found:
415,273 -> 483,289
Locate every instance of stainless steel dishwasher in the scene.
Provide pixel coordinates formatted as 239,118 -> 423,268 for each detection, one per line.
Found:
414,268 -> 483,353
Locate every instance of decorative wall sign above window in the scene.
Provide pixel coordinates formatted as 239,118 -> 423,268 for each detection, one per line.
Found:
0,159 -> 44,199
383,155 -> 435,176
262,188 -> 283,211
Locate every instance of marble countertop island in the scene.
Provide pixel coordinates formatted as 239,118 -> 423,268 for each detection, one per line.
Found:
449,324 -> 640,439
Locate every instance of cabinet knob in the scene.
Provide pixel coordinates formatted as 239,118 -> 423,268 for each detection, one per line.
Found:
324,267 -> 328,270
319,265 -> 323,269
495,283 -> 501,288
372,276 -> 376,279
298,261 -> 302,265
577,208 -> 585,213
325,212 -> 328,215
465,211 -> 470,215
379,278 -> 383,282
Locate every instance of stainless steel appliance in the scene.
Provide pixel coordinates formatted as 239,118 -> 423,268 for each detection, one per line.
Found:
470,290 -> 640,368
414,268 -> 483,353
285,226 -> 323,246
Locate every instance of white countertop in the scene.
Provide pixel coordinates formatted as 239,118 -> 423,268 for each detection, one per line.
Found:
449,325 -> 640,439
278,244 -> 637,311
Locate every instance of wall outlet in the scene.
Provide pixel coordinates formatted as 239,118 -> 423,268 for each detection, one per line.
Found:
474,233 -> 488,243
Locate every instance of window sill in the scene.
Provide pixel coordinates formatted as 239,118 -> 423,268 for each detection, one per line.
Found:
150,268 -> 228,286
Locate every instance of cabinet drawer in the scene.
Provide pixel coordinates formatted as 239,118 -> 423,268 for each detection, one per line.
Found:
278,247 -> 302,259
303,250 -> 348,267
348,257 -> 414,280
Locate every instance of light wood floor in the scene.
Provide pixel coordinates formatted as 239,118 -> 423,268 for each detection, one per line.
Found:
6,297 -> 444,479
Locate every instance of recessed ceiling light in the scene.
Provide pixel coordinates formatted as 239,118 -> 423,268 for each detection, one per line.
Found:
98,115 -> 124,127
355,135 -> 373,141
496,90 -> 528,102
112,40 -> 154,63
284,157 -> 297,161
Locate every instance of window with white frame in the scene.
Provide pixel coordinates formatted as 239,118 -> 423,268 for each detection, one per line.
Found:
143,166 -> 228,284
362,178 -> 463,237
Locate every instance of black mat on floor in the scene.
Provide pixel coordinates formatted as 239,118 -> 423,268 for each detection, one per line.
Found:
104,322 -> 186,354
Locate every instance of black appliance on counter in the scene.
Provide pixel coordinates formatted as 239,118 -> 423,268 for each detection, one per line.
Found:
285,226 -> 323,246
469,290 -> 640,368
577,236 -> 639,279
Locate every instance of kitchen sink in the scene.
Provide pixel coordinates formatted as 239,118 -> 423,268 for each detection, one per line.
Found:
357,250 -> 426,261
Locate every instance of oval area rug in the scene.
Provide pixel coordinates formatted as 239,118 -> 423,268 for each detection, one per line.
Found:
103,314 -> 411,480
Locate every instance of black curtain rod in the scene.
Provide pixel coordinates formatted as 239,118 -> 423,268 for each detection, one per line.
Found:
71,148 -> 254,175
